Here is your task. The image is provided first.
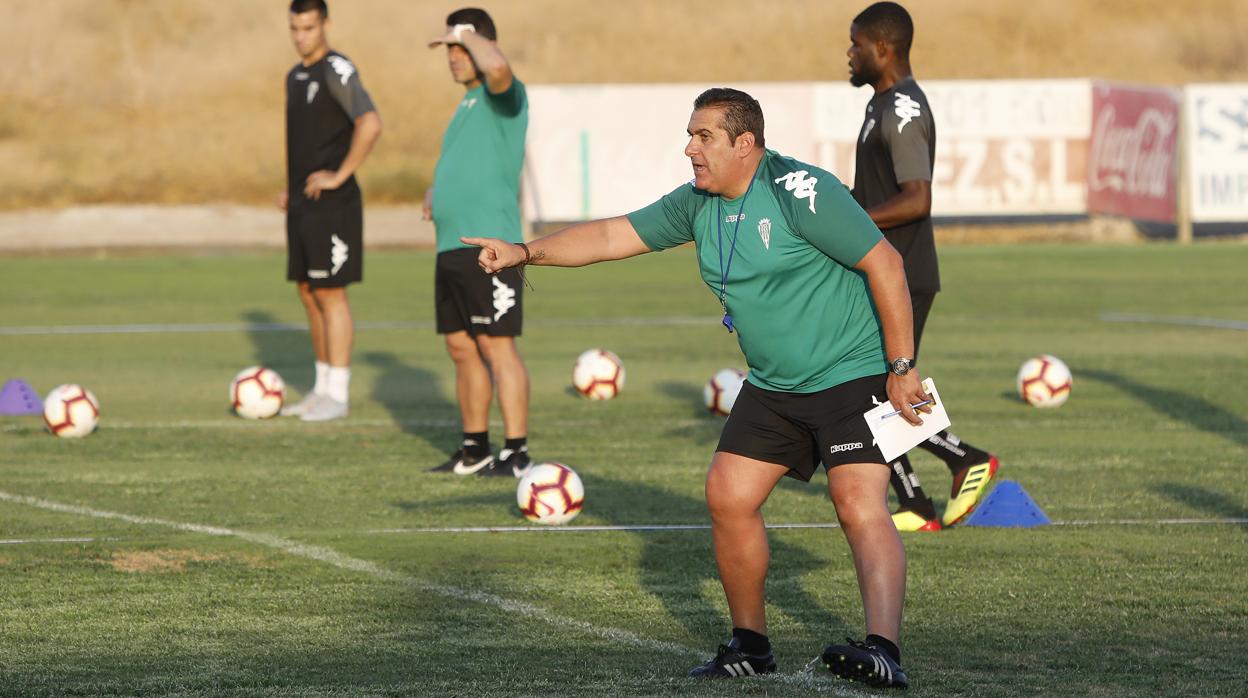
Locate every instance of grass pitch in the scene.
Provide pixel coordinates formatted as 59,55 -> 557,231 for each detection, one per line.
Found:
1,243 -> 1245,696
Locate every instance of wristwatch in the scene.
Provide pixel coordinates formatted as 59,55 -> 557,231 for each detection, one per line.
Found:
888,357 -> 915,376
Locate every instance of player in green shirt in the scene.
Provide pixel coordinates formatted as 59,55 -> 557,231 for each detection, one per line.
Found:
425,8 -> 532,478
464,88 -> 925,688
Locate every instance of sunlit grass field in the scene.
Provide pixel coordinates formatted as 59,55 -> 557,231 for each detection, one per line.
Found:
1,243 -> 1245,696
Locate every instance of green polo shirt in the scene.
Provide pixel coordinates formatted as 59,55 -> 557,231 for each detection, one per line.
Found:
431,79 -> 528,253
627,150 -> 886,393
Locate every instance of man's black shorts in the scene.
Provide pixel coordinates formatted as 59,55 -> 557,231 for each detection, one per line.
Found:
911,292 -> 936,361
286,190 -> 363,288
717,373 -> 890,482
435,247 -> 524,337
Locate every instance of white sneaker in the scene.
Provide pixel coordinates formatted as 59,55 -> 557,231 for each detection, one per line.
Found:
300,396 -> 348,422
280,392 -> 321,417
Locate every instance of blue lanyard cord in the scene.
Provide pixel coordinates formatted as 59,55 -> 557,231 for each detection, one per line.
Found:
717,174 -> 757,307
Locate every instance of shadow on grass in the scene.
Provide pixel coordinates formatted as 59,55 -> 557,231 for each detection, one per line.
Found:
587,475 -> 850,643
1150,483 -> 1248,527
656,380 -> 709,420
361,351 -> 458,453
1081,369 -> 1248,449
243,309 -> 313,390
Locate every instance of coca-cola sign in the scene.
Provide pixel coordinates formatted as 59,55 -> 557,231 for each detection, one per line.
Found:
1088,84 -> 1180,222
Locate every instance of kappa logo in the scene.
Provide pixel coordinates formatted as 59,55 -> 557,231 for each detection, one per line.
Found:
774,170 -> 818,214
461,97 -> 479,110
327,55 -> 355,86
830,442 -> 864,454
491,276 -> 516,320
306,81 -> 319,104
860,117 -> 877,143
894,93 -> 922,133
330,234 -> 348,275
757,218 -> 771,249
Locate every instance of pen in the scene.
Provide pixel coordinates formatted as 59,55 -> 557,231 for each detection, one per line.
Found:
880,399 -> 933,420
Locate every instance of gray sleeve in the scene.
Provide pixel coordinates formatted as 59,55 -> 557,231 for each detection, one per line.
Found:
324,55 -> 377,121
883,91 -> 932,184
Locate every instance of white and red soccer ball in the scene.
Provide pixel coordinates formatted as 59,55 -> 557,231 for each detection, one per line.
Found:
704,368 -> 746,417
230,366 -> 285,419
516,462 -> 585,525
572,349 -> 625,400
1017,354 -> 1072,408
43,384 -> 100,438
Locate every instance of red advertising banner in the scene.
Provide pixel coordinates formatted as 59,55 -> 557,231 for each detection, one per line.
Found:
1088,83 -> 1180,222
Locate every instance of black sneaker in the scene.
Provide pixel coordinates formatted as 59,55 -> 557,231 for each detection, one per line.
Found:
485,446 -> 532,478
428,449 -> 494,475
821,637 -> 909,689
688,637 -> 776,679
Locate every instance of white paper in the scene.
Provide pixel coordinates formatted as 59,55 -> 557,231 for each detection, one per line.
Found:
864,377 -> 952,462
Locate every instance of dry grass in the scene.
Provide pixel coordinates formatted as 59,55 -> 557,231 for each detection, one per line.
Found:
2,0 -> 1245,208
107,548 -> 268,573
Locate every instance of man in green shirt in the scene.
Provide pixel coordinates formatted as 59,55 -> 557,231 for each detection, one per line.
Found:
425,8 -> 532,478
464,88 -> 926,689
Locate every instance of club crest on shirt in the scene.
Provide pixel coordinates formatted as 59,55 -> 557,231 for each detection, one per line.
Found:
860,117 -> 877,144
758,218 -> 771,249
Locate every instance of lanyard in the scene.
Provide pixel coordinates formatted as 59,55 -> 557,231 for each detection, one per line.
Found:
716,170 -> 757,334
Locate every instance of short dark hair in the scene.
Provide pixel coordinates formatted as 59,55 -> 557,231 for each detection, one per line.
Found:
290,0 -> 328,18
853,2 -> 914,58
693,88 -> 765,148
446,8 -> 497,41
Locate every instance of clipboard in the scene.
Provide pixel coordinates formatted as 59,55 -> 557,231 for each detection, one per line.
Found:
864,377 -> 951,462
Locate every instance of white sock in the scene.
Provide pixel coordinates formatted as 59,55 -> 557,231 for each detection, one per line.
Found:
313,361 -> 330,396
327,366 -> 351,403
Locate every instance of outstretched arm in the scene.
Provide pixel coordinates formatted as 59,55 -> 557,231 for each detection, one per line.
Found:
462,216 -> 652,273
854,239 -> 930,425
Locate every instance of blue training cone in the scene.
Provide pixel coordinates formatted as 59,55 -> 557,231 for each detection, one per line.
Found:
0,379 -> 42,416
963,480 -> 1050,528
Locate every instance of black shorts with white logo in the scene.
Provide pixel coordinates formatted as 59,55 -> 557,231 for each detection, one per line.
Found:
286,189 -> 364,288
435,247 -> 524,337
717,373 -> 890,482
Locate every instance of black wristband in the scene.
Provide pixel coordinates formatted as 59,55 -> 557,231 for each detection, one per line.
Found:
518,242 -> 532,265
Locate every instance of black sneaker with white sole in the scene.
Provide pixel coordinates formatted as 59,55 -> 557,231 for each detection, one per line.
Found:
688,638 -> 776,679
428,449 -> 494,475
821,637 -> 909,689
483,446 -> 531,478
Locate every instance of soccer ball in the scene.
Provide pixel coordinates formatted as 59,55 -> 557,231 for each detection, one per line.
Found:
516,462 -> 585,525
230,366 -> 285,419
1017,354 -> 1072,408
704,368 -> 746,416
572,349 -> 625,400
43,384 -> 100,438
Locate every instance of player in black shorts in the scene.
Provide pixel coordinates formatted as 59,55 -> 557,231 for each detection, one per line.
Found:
278,0 -> 381,422
848,2 -> 999,530
425,9 -> 533,478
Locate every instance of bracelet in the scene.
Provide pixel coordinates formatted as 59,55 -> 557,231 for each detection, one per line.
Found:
518,242 -> 532,265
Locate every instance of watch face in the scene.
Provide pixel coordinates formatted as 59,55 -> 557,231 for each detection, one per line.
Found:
892,359 -> 910,374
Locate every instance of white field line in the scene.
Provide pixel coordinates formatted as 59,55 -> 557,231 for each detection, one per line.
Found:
0,536 -> 123,545
1100,312 -> 1248,331
0,490 -> 700,656
0,489 -> 862,691
0,316 -> 717,337
1,416 -> 711,433
368,518 -> 1248,535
